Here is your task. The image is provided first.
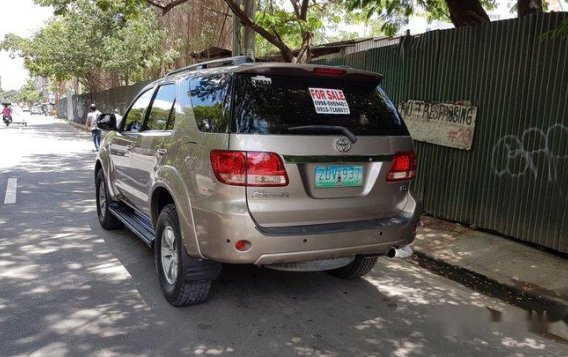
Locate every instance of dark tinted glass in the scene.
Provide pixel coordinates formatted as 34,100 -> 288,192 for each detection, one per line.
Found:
145,84 -> 176,131
232,74 -> 408,136
123,89 -> 153,132
189,74 -> 231,133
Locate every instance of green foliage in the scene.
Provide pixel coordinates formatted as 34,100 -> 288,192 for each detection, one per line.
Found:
544,18 -> 568,39
3,0 -> 179,92
0,90 -> 20,104
16,80 -> 44,105
347,0 -> 497,35
34,0 -> 141,16
100,5 -> 179,83
254,1 -> 321,56
255,1 -> 386,57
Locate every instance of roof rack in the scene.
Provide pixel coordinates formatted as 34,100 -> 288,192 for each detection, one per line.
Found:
166,56 -> 254,77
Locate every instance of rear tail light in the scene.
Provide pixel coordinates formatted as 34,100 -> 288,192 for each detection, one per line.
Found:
313,67 -> 347,76
210,150 -> 289,187
210,150 -> 247,186
387,151 -> 417,182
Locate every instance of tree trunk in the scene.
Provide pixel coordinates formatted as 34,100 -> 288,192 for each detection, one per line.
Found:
445,0 -> 490,27
224,0 -> 295,62
517,0 -> 543,17
294,32 -> 312,64
147,0 -> 297,62
243,0 -> 256,57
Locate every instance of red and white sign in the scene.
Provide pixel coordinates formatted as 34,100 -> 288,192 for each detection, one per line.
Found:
308,88 -> 350,115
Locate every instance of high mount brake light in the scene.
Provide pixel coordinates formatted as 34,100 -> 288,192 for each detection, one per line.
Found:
387,152 -> 417,182
210,150 -> 289,187
313,67 -> 347,77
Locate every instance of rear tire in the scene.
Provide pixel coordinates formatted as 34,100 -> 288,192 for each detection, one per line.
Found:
95,170 -> 122,230
155,204 -> 212,306
328,255 -> 378,279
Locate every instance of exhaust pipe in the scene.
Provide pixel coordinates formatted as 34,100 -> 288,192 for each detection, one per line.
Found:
387,245 -> 413,259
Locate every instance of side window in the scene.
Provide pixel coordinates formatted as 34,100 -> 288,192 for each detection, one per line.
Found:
145,84 -> 176,131
189,74 -> 231,133
122,89 -> 154,132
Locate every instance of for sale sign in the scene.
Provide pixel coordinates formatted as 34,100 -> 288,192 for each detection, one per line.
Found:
308,88 -> 350,115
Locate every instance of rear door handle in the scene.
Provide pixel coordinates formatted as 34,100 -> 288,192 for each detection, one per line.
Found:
156,148 -> 167,155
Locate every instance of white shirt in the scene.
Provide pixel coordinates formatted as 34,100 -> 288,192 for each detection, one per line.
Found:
87,110 -> 101,130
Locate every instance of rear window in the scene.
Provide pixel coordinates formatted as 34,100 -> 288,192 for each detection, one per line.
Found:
232,74 -> 408,136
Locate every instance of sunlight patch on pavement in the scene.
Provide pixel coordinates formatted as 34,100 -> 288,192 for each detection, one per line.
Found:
4,178 -> 17,204
0,264 -> 40,280
90,262 -> 133,282
49,308 -> 129,337
501,337 -> 546,349
19,245 -> 58,255
29,342 -> 69,357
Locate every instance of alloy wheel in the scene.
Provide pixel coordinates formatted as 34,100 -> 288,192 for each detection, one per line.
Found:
161,226 -> 178,285
98,181 -> 106,218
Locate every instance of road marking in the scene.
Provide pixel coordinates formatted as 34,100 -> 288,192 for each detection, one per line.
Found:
4,178 -> 17,204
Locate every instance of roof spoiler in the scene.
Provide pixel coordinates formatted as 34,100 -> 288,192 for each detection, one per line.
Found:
235,63 -> 383,84
166,56 -> 254,77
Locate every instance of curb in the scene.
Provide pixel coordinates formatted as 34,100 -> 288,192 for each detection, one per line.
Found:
66,120 -> 89,132
411,249 -> 568,318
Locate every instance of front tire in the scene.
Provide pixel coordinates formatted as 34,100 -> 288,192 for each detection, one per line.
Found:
95,170 -> 122,230
155,204 -> 212,306
328,255 -> 378,279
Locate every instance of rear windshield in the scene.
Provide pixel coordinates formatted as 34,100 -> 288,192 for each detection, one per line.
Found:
231,74 -> 408,136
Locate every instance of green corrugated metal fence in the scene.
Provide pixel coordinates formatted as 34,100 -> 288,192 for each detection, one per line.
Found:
318,12 -> 568,252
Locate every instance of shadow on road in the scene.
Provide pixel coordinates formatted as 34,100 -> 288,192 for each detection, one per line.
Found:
0,122 -> 566,356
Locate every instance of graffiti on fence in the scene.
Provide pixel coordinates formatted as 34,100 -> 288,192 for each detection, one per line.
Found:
491,124 -> 568,183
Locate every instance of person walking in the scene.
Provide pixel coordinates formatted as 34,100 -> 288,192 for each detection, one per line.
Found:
85,104 -> 102,152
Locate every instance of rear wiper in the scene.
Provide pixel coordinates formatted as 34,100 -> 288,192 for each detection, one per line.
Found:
287,125 -> 357,143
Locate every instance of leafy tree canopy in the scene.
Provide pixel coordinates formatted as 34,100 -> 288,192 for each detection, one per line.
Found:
1,0 -> 178,92
347,0 -> 498,35
15,80 -> 44,106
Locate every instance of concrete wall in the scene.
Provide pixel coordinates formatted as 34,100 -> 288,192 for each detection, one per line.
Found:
56,80 -> 152,123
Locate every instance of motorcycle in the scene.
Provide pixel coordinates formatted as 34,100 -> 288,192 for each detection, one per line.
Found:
3,114 -> 12,126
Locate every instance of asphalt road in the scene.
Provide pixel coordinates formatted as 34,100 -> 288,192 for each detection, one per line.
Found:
0,114 -> 566,356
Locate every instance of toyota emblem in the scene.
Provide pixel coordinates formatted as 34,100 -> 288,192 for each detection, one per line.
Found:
335,137 -> 351,153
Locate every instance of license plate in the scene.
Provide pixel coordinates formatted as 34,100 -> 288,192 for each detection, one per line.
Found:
314,165 -> 364,188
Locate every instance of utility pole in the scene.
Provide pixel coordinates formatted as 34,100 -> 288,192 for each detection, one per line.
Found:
231,0 -> 242,56
243,0 -> 256,58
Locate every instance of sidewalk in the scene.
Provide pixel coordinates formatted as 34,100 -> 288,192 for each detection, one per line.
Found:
413,216 -> 568,311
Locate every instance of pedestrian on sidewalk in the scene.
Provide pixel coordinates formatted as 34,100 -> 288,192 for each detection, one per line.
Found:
85,104 -> 101,152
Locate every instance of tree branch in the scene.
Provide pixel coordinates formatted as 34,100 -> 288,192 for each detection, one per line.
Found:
299,0 -> 309,19
223,0 -> 295,61
290,0 -> 301,17
145,0 -> 299,62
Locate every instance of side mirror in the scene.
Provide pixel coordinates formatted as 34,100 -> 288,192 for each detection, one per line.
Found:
97,113 -> 116,131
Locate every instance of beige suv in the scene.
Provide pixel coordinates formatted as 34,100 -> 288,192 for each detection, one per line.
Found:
95,57 -> 421,306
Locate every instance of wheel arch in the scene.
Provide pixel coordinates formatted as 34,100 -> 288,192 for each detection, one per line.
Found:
95,160 -> 103,180
151,186 -> 175,227
150,169 -> 203,259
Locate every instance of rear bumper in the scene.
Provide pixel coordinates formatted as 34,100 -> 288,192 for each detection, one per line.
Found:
191,193 -> 421,265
